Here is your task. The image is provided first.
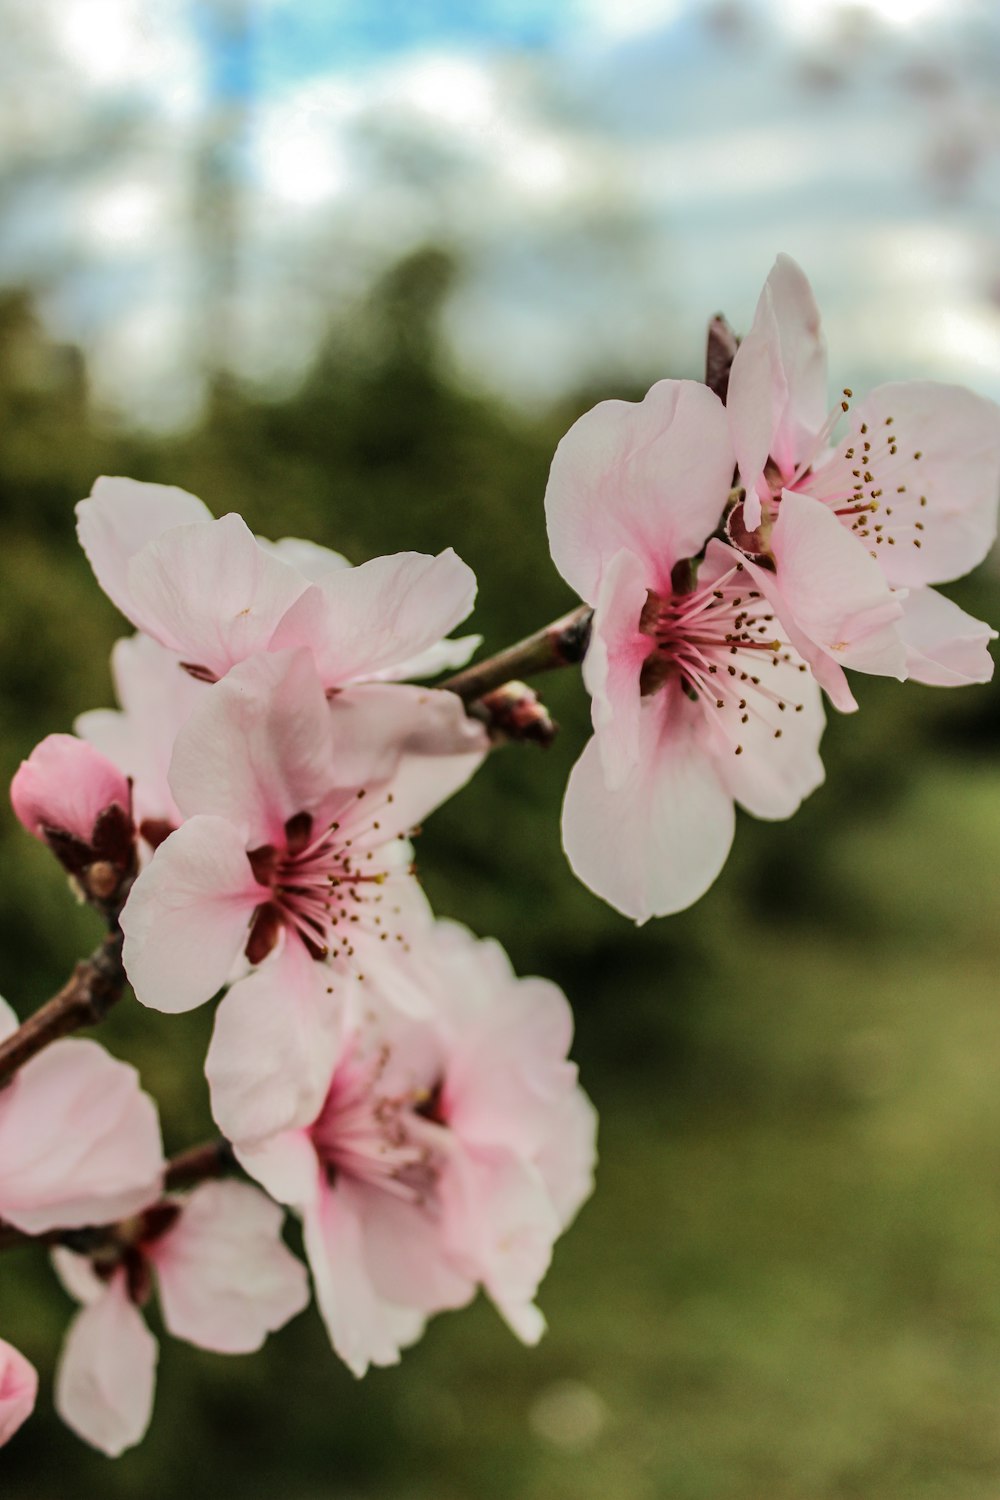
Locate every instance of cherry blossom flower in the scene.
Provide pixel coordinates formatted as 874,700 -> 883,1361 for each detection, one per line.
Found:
53,1180 -> 308,1457
75,633 -> 206,850
544,378 -> 826,921
235,920 -> 597,1377
76,476 -> 479,689
726,255 -> 1000,704
0,998 -> 164,1235
0,1340 -> 37,1448
120,648 -> 487,1142
11,734 -> 134,882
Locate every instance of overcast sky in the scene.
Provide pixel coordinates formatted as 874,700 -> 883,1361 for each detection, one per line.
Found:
1,0 -> 997,428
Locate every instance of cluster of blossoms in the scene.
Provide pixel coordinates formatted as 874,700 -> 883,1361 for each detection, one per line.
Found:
2,255 -> 997,1457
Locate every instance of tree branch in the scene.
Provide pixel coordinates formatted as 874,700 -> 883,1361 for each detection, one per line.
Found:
0,930 -> 127,1089
441,604 -> 593,706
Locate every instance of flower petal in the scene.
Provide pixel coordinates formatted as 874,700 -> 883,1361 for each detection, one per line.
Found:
121,815 -> 262,1014
561,696 -> 736,922
845,381 -> 1000,587
895,586 -> 997,687
54,1274 -> 157,1458
0,1039 -> 163,1234
76,476 -> 212,623
544,379 -> 733,602
205,942 -> 344,1145
75,634 -> 206,830
768,490 -> 907,680
11,735 -> 130,845
274,549 -> 477,687
583,548 -> 654,791
0,1340 -> 38,1448
152,1180 -> 309,1353
729,254 -> 828,523
124,513 -> 312,677
168,648 -> 336,844
303,1178 -> 426,1377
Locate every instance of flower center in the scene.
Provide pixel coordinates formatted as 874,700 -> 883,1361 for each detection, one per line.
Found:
310,1046 -> 445,1204
244,798 -> 411,966
640,560 -> 807,756
782,391 -> 928,558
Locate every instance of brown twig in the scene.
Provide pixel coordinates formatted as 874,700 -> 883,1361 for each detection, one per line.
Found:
164,1138 -> 235,1192
441,604 -> 593,706
0,930 -> 128,1089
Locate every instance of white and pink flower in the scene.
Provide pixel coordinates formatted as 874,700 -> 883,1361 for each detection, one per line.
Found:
0,1340 -> 37,1448
120,648 -> 487,1142
53,1180 -> 308,1457
0,998 -> 164,1236
75,633 -> 207,850
544,378 -> 827,920
76,476 -> 479,689
726,254 -> 1000,702
235,920 -> 597,1377
11,734 -> 134,878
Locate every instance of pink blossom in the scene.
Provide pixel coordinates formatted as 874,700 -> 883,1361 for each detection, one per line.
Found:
53,1180 -> 308,1456
544,378 -> 826,921
0,1340 -> 37,1448
236,920 -> 597,1377
726,255 -> 1000,702
75,633 -> 207,849
120,649 -> 487,1142
11,734 -> 134,876
76,476 -> 479,688
0,998 -> 164,1235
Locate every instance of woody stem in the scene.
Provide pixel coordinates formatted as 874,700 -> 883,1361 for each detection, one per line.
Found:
441,604 -> 593,705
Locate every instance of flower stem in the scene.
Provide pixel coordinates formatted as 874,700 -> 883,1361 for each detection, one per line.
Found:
441,604 -> 593,705
0,931 -> 127,1089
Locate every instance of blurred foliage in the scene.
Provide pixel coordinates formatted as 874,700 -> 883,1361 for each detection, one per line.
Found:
2,252 -> 1000,1498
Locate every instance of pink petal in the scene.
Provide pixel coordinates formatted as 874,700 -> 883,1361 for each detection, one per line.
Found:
768,490 -> 907,679
895,587 -> 997,687
258,535 -> 351,579
561,700 -> 736,922
121,815 -> 262,1014
324,682 -> 488,829
75,634 -> 206,830
11,734 -> 130,844
76,476 -> 212,623
445,975 -> 580,1159
54,1273 -> 157,1458
534,1088 -> 599,1231
205,943 -> 344,1145
51,1246 -> 107,1306
0,1340 -> 37,1448
729,254 -> 828,518
439,1146 -> 558,1346
357,1191 -> 475,1314
302,1178 -> 426,1376
124,513 -> 313,677
845,381 -> 1000,587
0,998 -> 18,1044
168,649 -> 336,844
151,1180 -> 309,1353
582,547 -> 654,791
693,545 -> 827,819
544,379 -> 733,602
235,1130 -> 324,1210
274,549 -> 477,688
0,1038 -> 163,1234
371,632 -> 482,682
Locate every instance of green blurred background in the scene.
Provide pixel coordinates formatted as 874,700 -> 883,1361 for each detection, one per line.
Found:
4,2 -> 1000,1496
